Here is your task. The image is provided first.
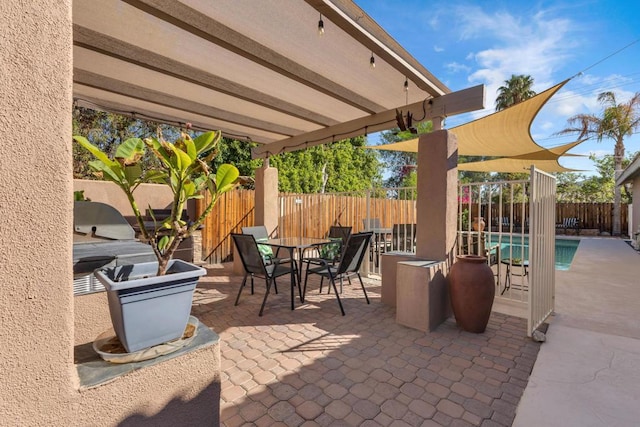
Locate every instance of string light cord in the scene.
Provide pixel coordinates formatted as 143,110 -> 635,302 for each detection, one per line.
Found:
73,97 -> 254,142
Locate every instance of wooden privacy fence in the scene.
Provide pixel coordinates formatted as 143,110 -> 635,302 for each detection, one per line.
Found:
556,203 -> 627,233
201,189 -> 629,263
199,189 -> 255,263
486,202 -> 627,234
201,188 -> 417,263
278,188 -> 417,239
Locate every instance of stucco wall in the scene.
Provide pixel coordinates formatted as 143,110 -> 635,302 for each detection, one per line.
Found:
633,176 -> 640,237
73,293 -> 221,426
0,0 -> 75,424
74,179 -> 175,218
1,2 -> 220,424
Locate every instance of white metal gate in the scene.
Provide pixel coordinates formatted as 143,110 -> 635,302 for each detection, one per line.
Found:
527,166 -> 556,336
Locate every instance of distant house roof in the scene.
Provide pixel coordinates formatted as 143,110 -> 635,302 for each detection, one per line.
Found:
616,153 -> 640,186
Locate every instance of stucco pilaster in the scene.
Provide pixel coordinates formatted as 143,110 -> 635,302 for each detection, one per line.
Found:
415,130 -> 458,261
0,0 -> 74,423
254,164 -> 280,236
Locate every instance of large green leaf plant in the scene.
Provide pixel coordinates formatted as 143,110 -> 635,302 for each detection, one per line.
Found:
74,130 -> 239,276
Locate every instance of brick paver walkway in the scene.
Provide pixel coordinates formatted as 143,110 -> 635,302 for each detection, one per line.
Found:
192,264 -> 541,426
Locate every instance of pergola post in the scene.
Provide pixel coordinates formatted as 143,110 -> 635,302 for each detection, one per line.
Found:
254,161 -> 280,236
233,162 -> 279,274
415,130 -> 458,262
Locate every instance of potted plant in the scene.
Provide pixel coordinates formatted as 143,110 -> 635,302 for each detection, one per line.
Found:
74,129 -> 239,353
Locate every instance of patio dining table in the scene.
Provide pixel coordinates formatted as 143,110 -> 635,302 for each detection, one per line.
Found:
501,258 -> 529,294
367,227 -> 392,265
261,237 -> 332,309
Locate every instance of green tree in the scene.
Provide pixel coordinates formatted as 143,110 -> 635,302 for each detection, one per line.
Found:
214,138 -> 263,188
270,136 -> 381,193
555,172 -> 587,202
377,121 -> 432,187
495,74 -> 536,111
73,108 -> 382,194
554,152 -> 636,203
72,107 -> 174,179
556,91 -> 640,235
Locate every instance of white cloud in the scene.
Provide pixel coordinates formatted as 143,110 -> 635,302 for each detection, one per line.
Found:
445,62 -> 471,73
442,5 -> 579,109
539,121 -> 555,131
434,45 -> 444,52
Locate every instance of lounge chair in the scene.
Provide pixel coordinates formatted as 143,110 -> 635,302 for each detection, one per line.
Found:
556,217 -> 580,234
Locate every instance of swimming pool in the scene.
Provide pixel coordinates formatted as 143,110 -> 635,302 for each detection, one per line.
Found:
487,235 -> 580,271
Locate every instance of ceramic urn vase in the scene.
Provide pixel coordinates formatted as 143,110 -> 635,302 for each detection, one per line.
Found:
448,254 -> 495,333
472,217 -> 486,232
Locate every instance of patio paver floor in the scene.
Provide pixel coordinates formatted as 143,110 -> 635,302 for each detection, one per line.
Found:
192,264 -> 541,426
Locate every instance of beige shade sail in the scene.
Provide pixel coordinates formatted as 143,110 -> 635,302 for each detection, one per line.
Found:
458,140 -> 586,173
367,79 -> 571,157
458,158 -> 576,173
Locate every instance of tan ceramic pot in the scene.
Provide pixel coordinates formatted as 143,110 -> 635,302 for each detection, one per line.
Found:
448,255 -> 495,333
472,217 -> 486,231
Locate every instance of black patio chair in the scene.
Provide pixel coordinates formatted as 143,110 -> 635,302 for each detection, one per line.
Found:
231,233 -> 295,316
320,225 -> 352,261
302,226 -> 352,275
242,225 -> 293,264
302,232 -> 373,315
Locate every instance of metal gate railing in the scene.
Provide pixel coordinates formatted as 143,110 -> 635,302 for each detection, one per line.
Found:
528,166 -> 556,336
457,170 -> 556,337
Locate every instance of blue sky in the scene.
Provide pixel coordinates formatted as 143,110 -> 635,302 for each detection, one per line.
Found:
356,0 -> 640,175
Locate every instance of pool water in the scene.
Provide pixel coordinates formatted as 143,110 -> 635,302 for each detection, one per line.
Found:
488,235 -> 579,271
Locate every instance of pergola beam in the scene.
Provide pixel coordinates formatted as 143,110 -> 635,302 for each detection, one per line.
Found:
74,26 -> 341,131
124,0 -> 386,114
252,84 -> 485,158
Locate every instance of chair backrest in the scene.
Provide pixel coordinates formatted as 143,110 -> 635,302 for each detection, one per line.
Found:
563,218 -> 578,228
392,223 -> 416,250
336,232 -> 373,275
362,218 -> 381,229
328,226 -> 352,244
241,225 -> 269,240
231,233 -> 267,276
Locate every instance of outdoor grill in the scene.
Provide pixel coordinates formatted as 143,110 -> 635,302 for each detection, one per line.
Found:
73,201 -> 155,295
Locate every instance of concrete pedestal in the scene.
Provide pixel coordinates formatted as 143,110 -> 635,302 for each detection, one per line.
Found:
395,260 -> 452,332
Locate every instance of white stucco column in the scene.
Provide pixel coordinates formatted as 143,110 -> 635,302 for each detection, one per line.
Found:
415,130 -> 458,262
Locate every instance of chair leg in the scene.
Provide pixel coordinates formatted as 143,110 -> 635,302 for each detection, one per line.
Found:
303,264 -> 310,300
235,273 -> 248,306
357,273 -> 370,304
327,272 -> 345,316
259,277 -> 273,316
250,274 -> 254,294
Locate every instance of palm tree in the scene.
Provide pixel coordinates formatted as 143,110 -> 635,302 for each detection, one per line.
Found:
494,75 -> 536,181
495,74 -> 536,111
557,91 -> 640,235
